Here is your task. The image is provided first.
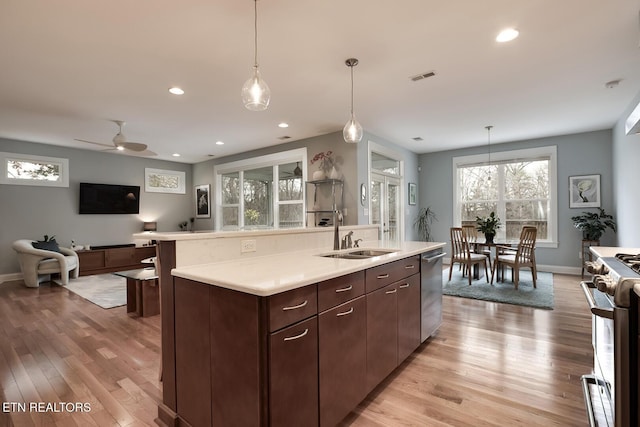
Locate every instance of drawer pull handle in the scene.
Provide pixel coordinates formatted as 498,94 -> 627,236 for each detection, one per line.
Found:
336,307 -> 354,317
399,283 -> 410,289
335,285 -> 353,293
283,328 -> 309,341
377,273 -> 390,279
385,288 -> 397,294
405,265 -> 415,269
282,300 -> 308,311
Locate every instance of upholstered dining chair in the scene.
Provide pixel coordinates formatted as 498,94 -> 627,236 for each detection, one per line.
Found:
449,227 -> 490,286
461,224 -> 492,270
491,226 -> 537,289
12,239 -> 79,288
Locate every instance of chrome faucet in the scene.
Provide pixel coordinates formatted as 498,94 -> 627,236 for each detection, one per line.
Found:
341,231 -> 354,249
333,210 -> 341,250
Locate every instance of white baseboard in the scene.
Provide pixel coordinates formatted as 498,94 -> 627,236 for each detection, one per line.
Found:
0,272 -> 23,285
443,258 -> 582,276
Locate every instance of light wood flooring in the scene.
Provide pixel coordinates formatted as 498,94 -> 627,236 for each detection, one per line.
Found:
0,272 -> 593,426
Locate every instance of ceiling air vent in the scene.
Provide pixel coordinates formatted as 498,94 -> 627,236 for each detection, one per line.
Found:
278,136 -> 291,140
410,71 -> 436,82
412,137 -> 423,141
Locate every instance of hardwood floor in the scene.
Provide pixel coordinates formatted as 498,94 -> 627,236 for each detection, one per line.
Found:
0,272 -> 593,426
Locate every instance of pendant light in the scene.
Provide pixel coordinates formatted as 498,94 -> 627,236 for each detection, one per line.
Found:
241,0 -> 270,111
485,125 -> 493,182
343,58 -> 363,143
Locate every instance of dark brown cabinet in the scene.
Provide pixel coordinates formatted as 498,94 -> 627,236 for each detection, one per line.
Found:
319,296 -> 366,427
161,253 -> 431,427
397,273 -> 421,362
77,245 -> 156,275
270,317 -> 319,427
366,282 -> 399,391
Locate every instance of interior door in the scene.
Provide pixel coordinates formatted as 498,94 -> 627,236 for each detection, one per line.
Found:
371,173 -> 401,244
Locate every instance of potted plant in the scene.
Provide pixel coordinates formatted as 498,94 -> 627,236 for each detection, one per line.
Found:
476,211 -> 501,243
414,206 -> 438,241
571,208 -> 617,241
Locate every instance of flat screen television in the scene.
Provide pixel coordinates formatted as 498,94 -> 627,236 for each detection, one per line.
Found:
79,182 -> 140,214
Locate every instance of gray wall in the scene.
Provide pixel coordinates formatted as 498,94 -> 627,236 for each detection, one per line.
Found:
418,129 -> 614,269
1,138 -> 192,275
612,90 -> 640,247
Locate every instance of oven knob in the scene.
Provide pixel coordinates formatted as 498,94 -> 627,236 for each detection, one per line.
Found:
593,275 -> 608,292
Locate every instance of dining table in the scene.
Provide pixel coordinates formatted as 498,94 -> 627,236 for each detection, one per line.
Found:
468,240 -> 517,280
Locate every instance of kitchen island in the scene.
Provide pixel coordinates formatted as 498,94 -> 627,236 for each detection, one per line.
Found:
156,240 -> 445,427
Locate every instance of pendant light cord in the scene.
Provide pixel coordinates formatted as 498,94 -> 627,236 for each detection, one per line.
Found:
253,0 -> 258,67
486,125 -> 492,166
350,65 -> 355,115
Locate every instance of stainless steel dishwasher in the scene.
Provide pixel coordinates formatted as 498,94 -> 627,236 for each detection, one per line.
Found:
421,248 -> 445,342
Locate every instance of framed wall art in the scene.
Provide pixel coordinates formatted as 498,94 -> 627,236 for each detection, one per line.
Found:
145,168 -> 186,194
195,184 -> 211,218
569,174 -> 600,208
408,182 -> 417,205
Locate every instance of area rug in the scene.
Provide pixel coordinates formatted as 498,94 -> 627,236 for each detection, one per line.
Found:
442,268 -> 554,310
54,274 -> 126,309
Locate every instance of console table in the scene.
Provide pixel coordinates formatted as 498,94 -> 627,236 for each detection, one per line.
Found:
76,245 -> 156,276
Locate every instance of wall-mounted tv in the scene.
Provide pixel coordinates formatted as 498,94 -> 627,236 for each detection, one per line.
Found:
79,182 -> 140,214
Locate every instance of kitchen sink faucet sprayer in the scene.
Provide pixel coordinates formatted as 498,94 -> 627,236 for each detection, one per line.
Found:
333,210 -> 342,250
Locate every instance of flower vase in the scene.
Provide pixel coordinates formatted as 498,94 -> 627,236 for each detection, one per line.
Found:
313,170 -> 325,181
329,166 -> 341,180
485,233 -> 495,244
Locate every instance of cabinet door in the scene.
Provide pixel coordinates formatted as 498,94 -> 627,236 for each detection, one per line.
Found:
269,316 -> 319,427
397,273 -> 421,363
105,247 -> 136,267
319,296 -> 366,427
366,283 -> 398,392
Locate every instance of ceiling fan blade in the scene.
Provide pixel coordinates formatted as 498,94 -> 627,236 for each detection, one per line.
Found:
125,149 -> 157,157
74,138 -> 113,149
120,142 -> 147,152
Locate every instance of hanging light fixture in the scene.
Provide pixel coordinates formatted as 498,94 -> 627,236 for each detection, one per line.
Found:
241,0 -> 270,111
485,125 -> 493,182
343,58 -> 363,143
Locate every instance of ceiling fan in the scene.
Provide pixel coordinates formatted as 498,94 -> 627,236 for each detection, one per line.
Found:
75,120 -> 156,156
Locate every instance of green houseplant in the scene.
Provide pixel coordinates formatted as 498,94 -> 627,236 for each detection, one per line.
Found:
414,206 -> 437,241
571,208 -> 616,241
475,211 -> 501,243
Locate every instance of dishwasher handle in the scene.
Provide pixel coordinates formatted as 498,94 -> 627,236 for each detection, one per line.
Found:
422,252 -> 446,263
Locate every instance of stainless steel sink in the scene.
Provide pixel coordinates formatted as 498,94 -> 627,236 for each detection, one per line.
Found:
319,249 -> 397,259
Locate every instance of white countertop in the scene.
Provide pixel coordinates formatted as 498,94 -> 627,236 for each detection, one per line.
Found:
590,246 -> 640,258
171,240 -> 445,296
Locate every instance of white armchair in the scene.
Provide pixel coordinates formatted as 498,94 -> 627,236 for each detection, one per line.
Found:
12,239 -> 80,288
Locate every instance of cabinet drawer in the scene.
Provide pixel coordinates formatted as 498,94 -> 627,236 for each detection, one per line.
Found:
365,255 -> 420,293
269,285 -> 318,332
317,271 -> 365,313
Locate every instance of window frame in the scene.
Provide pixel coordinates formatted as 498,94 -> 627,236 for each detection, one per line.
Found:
452,145 -> 558,248
1,152 -> 69,187
214,148 -> 307,230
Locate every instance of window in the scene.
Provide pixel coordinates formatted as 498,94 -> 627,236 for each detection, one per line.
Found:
453,146 -> 557,247
1,152 -> 69,187
215,148 -> 306,230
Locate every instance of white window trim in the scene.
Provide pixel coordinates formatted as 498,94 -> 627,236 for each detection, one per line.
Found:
367,141 -> 405,240
452,145 -> 558,248
0,152 -> 69,187
214,148 -> 307,230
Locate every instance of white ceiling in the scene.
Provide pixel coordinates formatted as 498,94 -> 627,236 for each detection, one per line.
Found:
1,0 -> 639,164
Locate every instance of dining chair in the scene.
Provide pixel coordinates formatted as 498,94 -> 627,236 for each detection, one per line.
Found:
492,226 -> 537,289
449,227 -> 489,286
461,224 -> 492,270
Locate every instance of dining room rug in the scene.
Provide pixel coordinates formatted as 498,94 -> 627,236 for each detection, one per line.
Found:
54,274 -> 126,309
442,268 -> 554,310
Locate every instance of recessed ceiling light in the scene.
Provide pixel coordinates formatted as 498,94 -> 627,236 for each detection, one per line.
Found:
172,153 -> 181,157
169,87 -> 185,95
496,28 -> 519,43
278,122 -> 289,128
216,141 -> 224,145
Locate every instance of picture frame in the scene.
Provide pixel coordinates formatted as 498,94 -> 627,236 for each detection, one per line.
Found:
145,168 -> 186,194
195,184 -> 211,218
408,182 -> 417,205
569,174 -> 600,208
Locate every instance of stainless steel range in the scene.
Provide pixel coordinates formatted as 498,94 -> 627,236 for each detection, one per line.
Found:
581,248 -> 640,427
